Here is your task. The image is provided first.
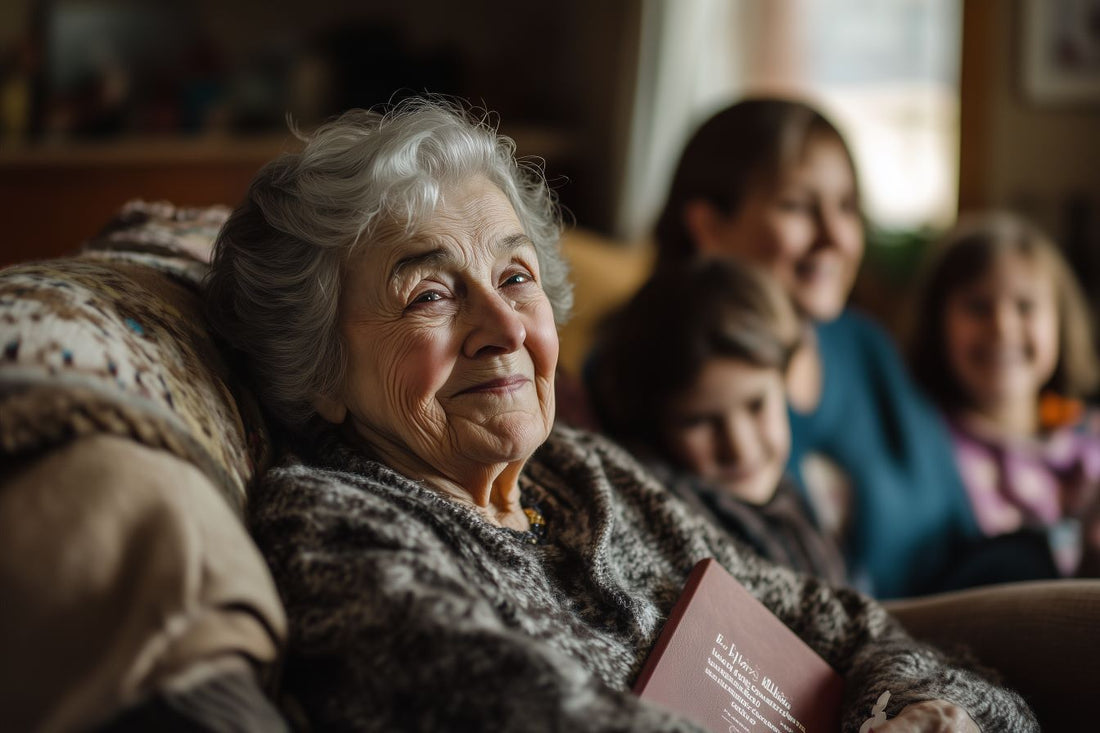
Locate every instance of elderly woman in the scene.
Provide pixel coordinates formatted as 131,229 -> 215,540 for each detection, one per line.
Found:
204,99 -> 1034,732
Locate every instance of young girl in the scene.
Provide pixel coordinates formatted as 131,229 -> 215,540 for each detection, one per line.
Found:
908,211 -> 1100,581
587,257 -> 848,585
653,98 -> 979,598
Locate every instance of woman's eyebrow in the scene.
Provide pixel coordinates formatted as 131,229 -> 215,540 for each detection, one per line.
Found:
389,248 -> 451,283
499,232 -> 534,253
389,233 -> 533,282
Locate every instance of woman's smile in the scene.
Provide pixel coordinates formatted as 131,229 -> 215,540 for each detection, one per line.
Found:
453,375 -> 532,396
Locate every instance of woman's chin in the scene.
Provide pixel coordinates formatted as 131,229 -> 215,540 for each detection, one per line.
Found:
460,416 -> 552,466
798,297 -> 846,324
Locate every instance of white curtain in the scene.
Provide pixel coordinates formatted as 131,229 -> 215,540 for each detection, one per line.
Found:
614,0 -> 960,238
614,0 -> 741,242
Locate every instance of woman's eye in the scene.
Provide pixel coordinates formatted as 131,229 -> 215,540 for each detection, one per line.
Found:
411,290 -> 444,305
677,414 -> 711,430
777,198 -> 812,213
961,297 -> 991,317
502,272 -> 531,287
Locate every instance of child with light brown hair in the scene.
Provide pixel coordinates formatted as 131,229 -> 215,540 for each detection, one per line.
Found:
908,211 -> 1100,581
588,257 -> 848,584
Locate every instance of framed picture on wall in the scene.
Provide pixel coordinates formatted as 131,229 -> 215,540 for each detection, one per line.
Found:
1022,0 -> 1100,104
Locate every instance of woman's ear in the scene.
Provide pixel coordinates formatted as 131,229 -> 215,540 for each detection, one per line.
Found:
682,200 -> 732,257
312,393 -> 348,425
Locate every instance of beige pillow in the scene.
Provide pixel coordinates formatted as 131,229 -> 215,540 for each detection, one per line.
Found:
0,434 -> 286,731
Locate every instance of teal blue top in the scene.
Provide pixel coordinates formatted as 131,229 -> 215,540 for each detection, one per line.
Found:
787,309 -> 980,598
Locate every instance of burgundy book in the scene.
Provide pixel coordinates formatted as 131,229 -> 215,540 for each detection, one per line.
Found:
634,558 -> 844,733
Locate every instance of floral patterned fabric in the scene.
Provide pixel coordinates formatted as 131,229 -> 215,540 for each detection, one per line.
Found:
87,199 -> 230,264
0,202 -> 268,513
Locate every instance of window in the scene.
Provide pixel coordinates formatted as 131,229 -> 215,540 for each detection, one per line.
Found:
619,0 -> 962,238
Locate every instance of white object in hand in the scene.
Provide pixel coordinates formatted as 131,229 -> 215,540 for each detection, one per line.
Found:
859,691 -> 891,733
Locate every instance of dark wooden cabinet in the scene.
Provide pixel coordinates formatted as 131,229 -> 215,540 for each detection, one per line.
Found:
0,137 -> 288,266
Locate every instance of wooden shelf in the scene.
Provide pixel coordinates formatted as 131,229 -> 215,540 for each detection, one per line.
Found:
0,136 -> 289,266
0,123 -> 581,267
0,133 -> 300,168
0,123 -> 575,168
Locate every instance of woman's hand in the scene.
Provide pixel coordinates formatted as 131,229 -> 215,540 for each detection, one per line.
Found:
869,700 -> 980,732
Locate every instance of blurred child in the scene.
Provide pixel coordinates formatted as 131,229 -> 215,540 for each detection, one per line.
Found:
908,211 -> 1100,581
588,258 -> 848,584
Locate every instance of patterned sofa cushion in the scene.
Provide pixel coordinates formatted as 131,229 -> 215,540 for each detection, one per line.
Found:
0,201 -> 268,512
89,199 -> 231,264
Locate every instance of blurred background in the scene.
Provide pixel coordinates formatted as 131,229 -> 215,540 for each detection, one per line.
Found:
0,0 -> 1098,325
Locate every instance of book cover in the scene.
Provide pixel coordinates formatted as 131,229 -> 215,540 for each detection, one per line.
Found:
634,558 -> 844,733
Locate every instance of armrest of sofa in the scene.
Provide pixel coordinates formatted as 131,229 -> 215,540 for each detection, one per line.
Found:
0,204 -> 288,729
0,434 -> 287,731
884,580 -> 1100,731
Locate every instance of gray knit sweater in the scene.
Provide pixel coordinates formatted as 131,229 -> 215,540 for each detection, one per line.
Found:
250,426 -> 1037,732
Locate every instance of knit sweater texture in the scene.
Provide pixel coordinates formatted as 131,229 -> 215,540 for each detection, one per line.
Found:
249,425 -> 1036,732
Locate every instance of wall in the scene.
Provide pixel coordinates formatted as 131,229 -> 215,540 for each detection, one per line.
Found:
960,0 -> 1100,292
0,3 -> 27,48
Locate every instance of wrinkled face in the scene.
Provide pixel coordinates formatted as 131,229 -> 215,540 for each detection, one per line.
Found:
663,357 -> 790,505
944,252 -> 1060,414
704,136 -> 863,322
318,176 -> 559,483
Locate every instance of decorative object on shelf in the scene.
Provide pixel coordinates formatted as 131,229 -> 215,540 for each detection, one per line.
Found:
1022,0 -> 1100,105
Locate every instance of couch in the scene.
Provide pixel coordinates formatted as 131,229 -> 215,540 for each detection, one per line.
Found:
1,201 -> 1097,731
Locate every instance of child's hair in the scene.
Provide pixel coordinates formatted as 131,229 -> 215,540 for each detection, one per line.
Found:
588,257 -> 801,460
907,211 -> 1099,409
655,97 -> 860,266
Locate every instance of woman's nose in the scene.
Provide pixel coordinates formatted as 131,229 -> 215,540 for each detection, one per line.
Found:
462,288 -> 526,358
813,204 -> 857,252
